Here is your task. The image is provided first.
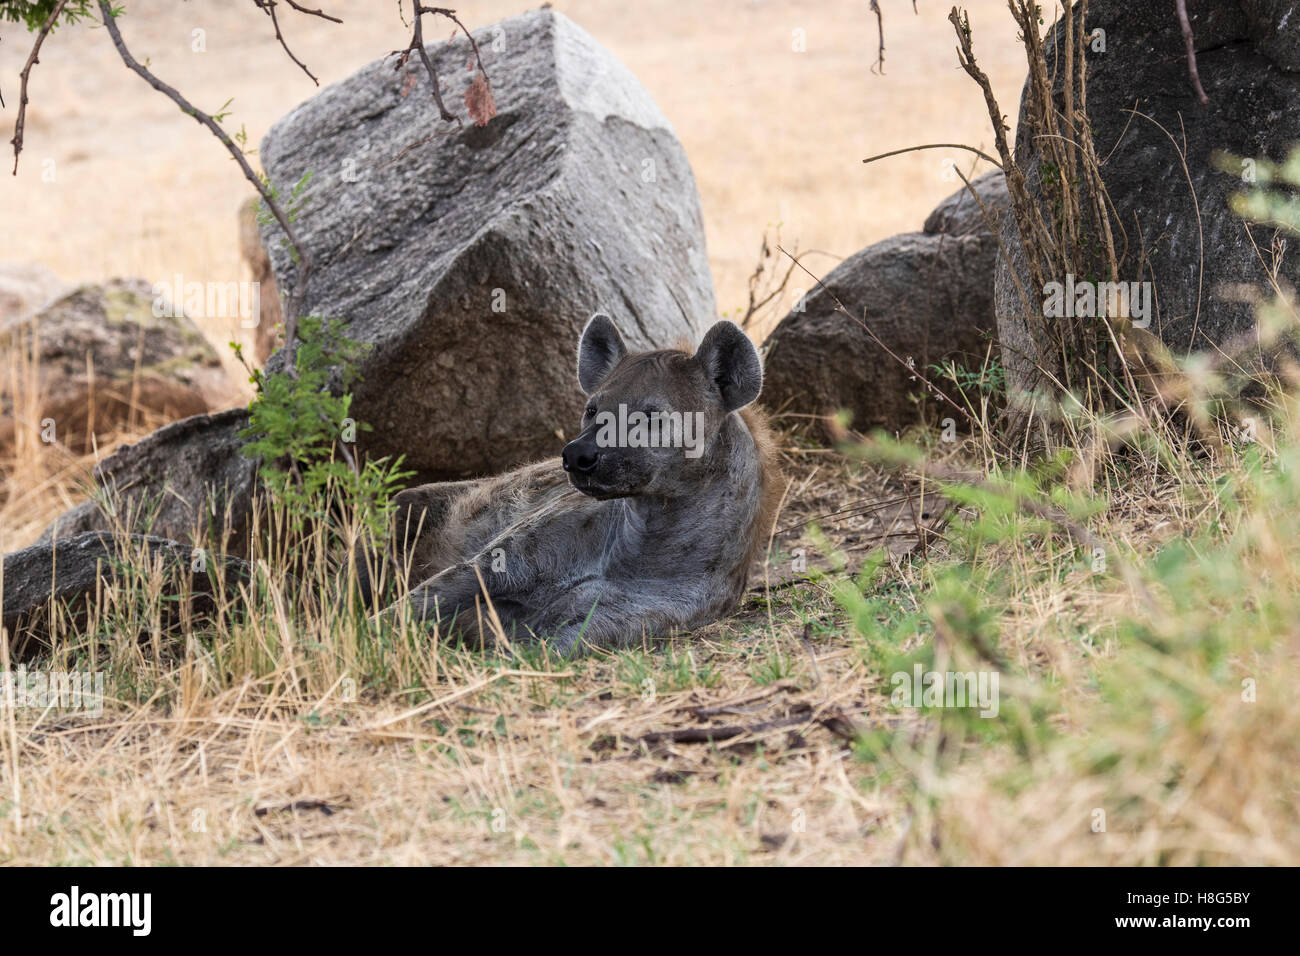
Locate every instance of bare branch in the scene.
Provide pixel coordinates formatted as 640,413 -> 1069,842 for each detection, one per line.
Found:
1175,0 -> 1210,105
95,0 -> 312,366
253,0 -> 326,86
863,141 -> 1003,171
389,2 -> 494,128
283,0 -> 342,22
869,0 -> 885,74
426,5 -> 491,82
10,0 -> 70,175
739,228 -> 800,332
390,1 -> 456,123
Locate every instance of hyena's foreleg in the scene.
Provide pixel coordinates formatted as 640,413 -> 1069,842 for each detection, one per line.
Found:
354,479 -> 483,611
529,581 -> 691,655
399,555 -> 533,644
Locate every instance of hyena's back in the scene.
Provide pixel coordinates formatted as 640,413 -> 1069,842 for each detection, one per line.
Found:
390,460 -> 579,583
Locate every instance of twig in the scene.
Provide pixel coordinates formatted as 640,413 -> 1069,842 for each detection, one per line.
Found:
869,0 -> 885,74
390,2 -> 492,125
862,142 -> 1002,171
284,0 -> 342,22
427,6 -> 491,84
254,0 -> 325,86
9,0 -> 69,175
1175,0 -> 1210,105
633,707 -> 867,748
96,0 -> 313,367
774,491 -> 930,537
739,228 -> 800,331
799,622 -> 825,688
393,1 -> 457,123
687,682 -> 798,718
634,713 -> 811,745
378,126 -> 459,170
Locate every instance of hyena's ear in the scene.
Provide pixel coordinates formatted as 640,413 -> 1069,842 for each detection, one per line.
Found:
577,313 -> 628,394
694,320 -> 762,412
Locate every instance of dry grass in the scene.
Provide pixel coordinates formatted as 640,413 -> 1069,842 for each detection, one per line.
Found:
1,625 -> 897,866
3,394 -> 1298,865
0,420 -> 930,865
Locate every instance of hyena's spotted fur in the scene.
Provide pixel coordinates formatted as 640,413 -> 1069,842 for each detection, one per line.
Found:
374,315 -> 782,654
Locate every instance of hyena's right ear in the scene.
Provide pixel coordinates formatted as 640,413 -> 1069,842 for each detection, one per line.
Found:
577,313 -> 628,394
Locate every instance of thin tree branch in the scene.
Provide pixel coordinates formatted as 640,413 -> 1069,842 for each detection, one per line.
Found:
869,0 -> 885,74
284,0 -> 342,22
391,1 -> 456,123
1175,0 -> 1210,105
96,0 -> 312,368
254,0 -> 324,86
389,2 -> 494,127
10,0 -> 69,174
863,142 -> 1003,171
426,5 -> 491,82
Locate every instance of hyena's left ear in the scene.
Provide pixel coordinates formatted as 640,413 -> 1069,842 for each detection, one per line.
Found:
577,313 -> 628,394
694,320 -> 762,412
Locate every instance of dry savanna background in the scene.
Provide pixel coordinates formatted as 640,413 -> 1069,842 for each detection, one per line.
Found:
0,0 -> 1298,867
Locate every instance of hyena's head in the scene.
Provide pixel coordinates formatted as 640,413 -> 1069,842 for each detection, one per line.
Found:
562,313 -> 762,499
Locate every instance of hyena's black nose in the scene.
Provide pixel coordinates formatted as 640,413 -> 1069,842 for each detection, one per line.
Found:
562,440 -> 600,474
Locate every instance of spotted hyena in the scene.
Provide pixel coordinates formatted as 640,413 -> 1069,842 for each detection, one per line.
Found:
368,314 -> 782,654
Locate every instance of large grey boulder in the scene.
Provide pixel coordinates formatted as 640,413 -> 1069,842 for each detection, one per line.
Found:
761,172 -> 1007,437
2,532 -> 250,657
0,279 -> 229,453
994,0 -> 1300,402
36,408 -> 258,555
257,9 -> 715,479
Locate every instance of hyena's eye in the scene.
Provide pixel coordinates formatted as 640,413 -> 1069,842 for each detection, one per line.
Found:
584,404 -> 597,418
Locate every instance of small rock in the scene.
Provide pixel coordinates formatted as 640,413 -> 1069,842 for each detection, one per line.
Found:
0,279 -> 230,453
761,176 -> 1008,437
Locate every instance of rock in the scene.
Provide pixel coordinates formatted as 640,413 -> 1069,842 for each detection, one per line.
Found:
0,261 -> 68,325
238,197 -> 283,365
0,279 -> 230,453
923,170 -> 1010,237
257,9 -> 715,479
761,175 -> 1008,436
2,531 -> 250,658
36,408 -> 259,555
993,0 -> 1300,401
